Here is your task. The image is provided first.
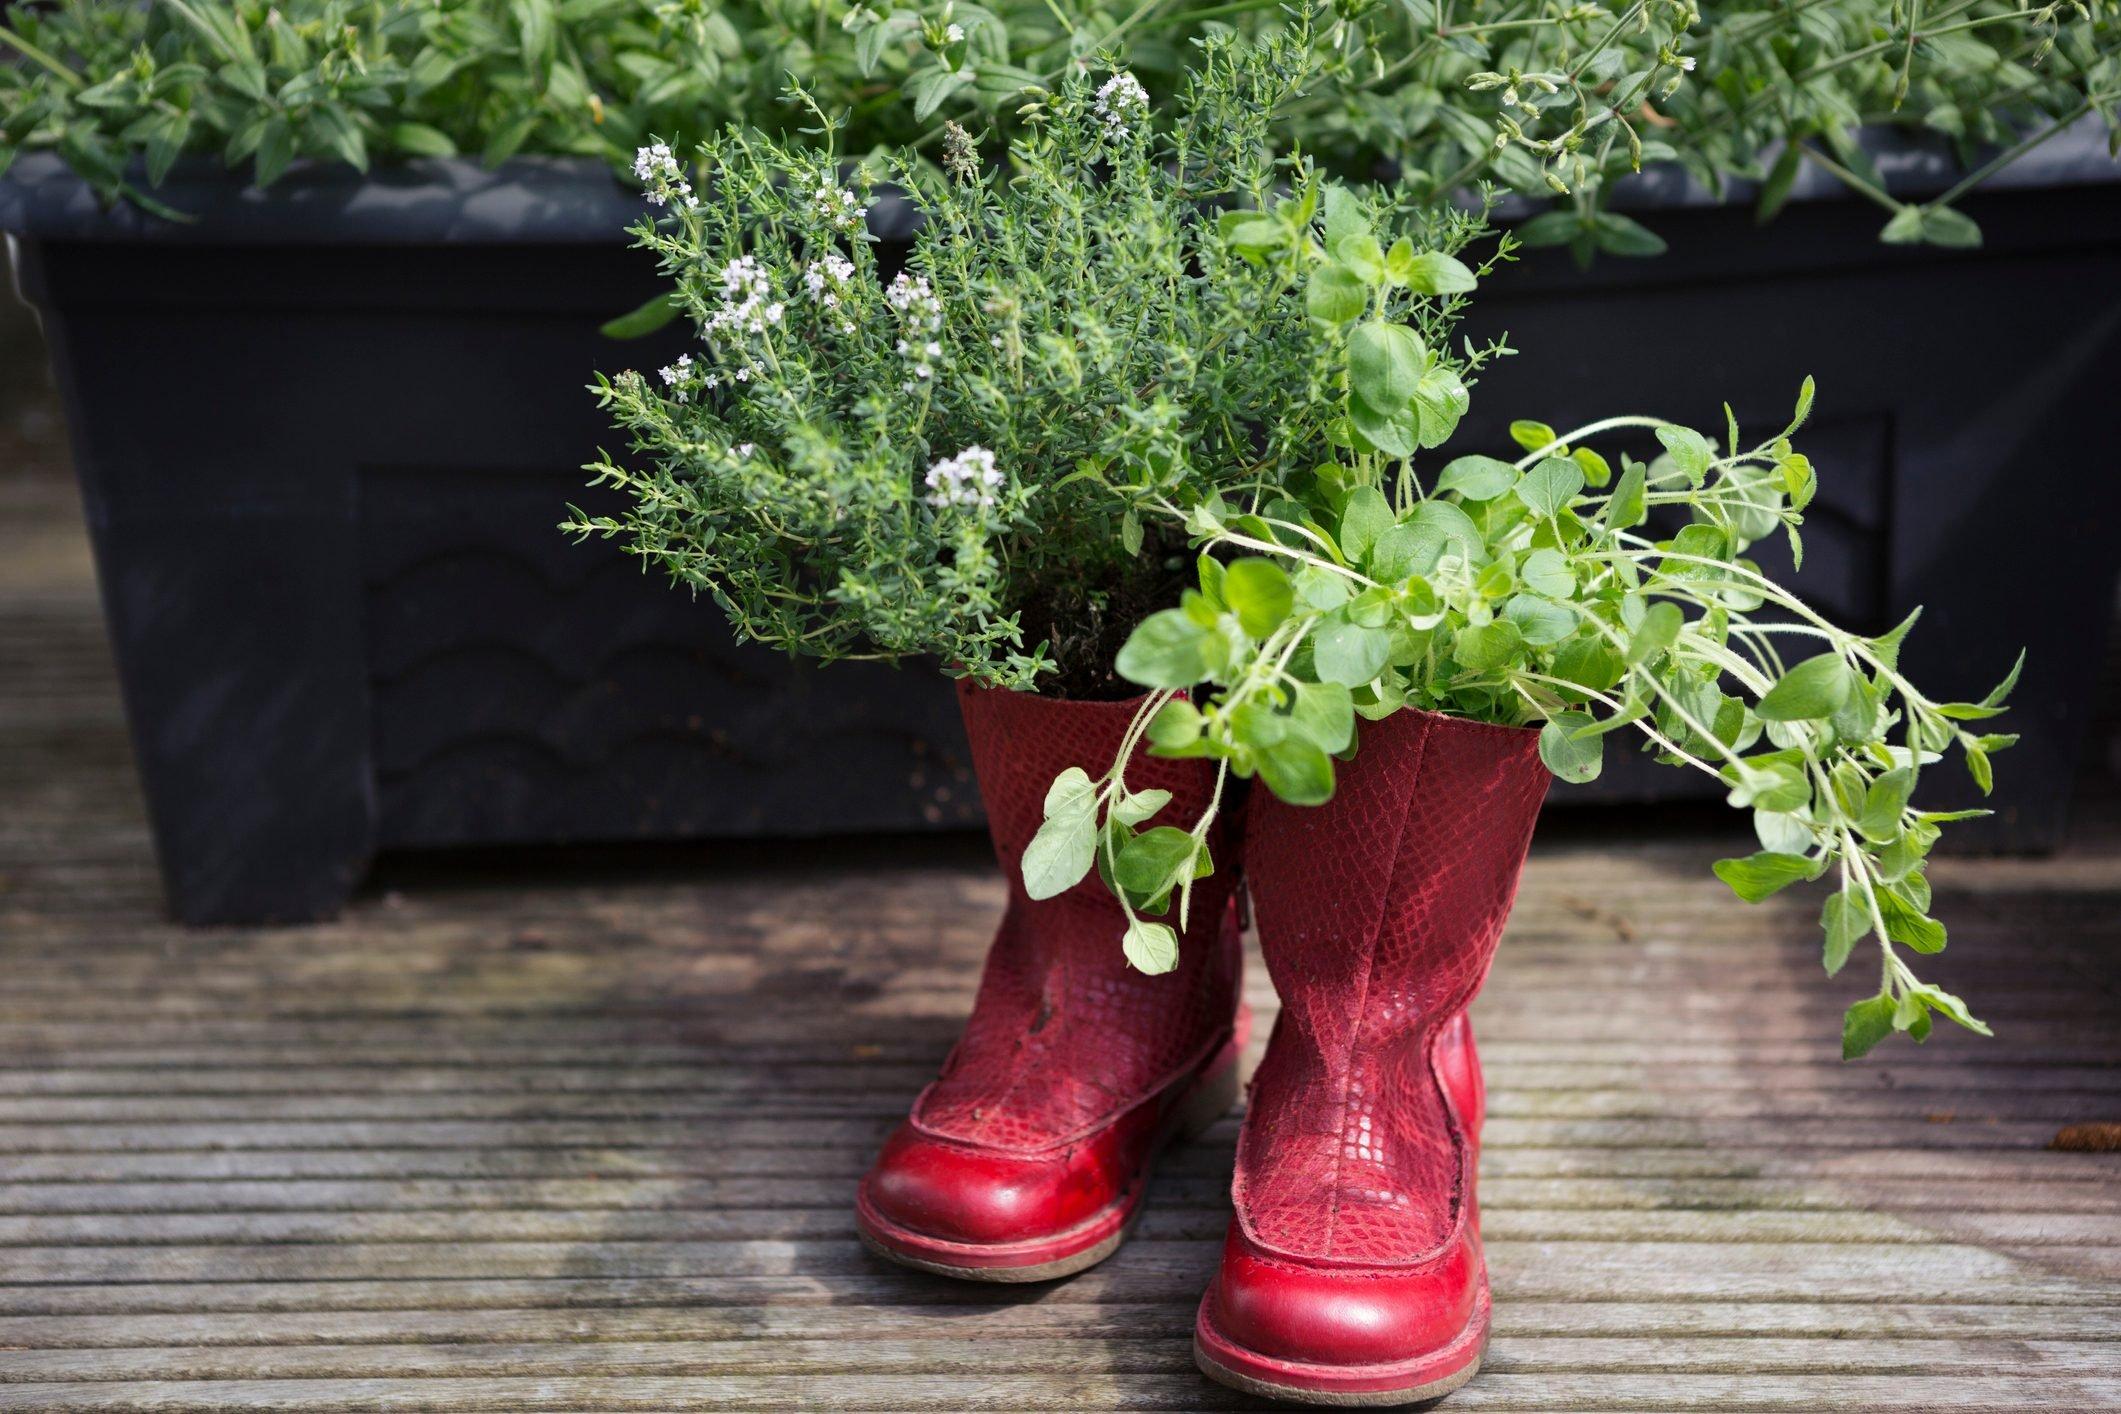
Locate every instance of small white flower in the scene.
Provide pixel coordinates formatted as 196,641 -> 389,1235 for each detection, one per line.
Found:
1094,71 -> 1149,140
734,443 -> 755,459
657,353 -> 699,400
886,271 -> 943,330
813,181 -> 870,234
804,254 -> 860,334
945,21 -> 964,41
888,271 -> 946,383
702,255 -> 782,372
924,445 -> 1002,509
633,142 -> 698,208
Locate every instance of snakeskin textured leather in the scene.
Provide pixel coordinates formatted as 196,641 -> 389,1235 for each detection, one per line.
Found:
1235,707 -> 1548,1263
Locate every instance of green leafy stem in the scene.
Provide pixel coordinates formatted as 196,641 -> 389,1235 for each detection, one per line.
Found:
1026,185 -> 2020,1058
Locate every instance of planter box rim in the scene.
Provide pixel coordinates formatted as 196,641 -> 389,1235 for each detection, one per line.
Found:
1489,116 -> 2116,221
1,120 -> 2112,246
0,153 -> 919,247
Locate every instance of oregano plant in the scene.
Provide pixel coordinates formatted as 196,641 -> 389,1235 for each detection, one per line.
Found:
1036,179 -> 2018,1056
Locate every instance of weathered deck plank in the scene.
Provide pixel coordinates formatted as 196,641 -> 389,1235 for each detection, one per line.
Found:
2,444 -> 2119,1409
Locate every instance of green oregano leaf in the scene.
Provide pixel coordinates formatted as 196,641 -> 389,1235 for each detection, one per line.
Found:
1314,619 -> 1391,686
1435,455 -> 1518,501
1347,320 -> 1426,411
1516,457 -> 1585,517
1122,918 -> 1179,975
1757,653 -> 1855,721
1023,809 -> 1096,900
1820,889 -> 1866,976
1116,609 -> 1220,688
1257,735 -> 1336,805
1843,992 -> 1897,1059
1711,850 -> 1820,903
1223,557 -> 1295,638
1538,712 -> 1603,784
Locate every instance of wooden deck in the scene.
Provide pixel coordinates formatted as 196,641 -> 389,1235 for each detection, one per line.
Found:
4,419 -> 2121,1408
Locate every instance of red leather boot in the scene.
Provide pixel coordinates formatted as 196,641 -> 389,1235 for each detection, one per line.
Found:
1195,708 -> 1548,1402
857,682 -> 1245,1281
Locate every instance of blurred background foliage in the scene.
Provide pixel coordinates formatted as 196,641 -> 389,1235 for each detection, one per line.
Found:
1,0 -> 2115,243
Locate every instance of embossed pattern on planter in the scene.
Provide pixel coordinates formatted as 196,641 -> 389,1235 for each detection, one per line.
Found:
1237,709 -> 1550,1259
915,684 -> 1241,1152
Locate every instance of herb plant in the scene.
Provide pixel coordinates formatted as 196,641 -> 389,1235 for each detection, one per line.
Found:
578,33 -> 2014,1056
1035,186 -> 2018,1058
5,0 -> 2113,252
572,30 -> 1495,698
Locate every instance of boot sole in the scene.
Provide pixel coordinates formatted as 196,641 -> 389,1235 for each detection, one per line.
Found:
855,1032 -> 1243,1283
1192,1281 -> 1489,1406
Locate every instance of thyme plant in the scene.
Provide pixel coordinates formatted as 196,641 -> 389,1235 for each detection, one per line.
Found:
572,31 -> 1496,697
1038,183 -> 2017,1058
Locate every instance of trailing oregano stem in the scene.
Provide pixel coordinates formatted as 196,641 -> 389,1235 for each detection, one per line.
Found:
1035,182 -> 2018,1059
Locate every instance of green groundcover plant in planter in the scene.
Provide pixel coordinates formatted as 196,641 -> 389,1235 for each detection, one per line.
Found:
576,31 -> 2016,1060
6,0 -> 2113,254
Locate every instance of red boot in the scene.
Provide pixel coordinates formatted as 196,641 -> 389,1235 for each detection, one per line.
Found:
857,683 -> 1245,1281
1196,708 -> 1548,1403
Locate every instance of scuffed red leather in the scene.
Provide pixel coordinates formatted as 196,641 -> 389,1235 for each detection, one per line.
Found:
861,683 -> 1242,1252
866,1063 -> 1210,1247
1203,707 -> 1546,1381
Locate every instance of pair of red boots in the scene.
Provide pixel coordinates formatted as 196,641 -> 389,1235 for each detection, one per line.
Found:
857,685 -> 1550,1405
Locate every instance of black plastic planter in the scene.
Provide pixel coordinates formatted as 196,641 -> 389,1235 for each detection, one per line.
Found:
2,157 -> 975,924
1455,125 -> 2121,843
4,134 -> 2117,923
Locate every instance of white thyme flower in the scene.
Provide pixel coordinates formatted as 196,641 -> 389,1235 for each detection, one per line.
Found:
734,443 -> 755,459
633,142 -> 698,208
803,253 -> 860,333
658,353 -> 694,386
804,252 -> 854,294
812,181 -> 870,235
702,255 -> 783,369
1094,71 -> 1149,140
945,21 -> 964,41
887,272 -> 946,384
886,271 -> 943,330
924,445 -> 1003,509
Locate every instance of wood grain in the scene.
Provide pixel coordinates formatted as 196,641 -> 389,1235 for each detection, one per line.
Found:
2,462 -> 2118,1408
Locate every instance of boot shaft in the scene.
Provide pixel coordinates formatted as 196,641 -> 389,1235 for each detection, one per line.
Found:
1237,708 -> 1548,1263
920,684 -> 1242,1150
1245,707 -> 1549,1033
959,681 -> 1233,908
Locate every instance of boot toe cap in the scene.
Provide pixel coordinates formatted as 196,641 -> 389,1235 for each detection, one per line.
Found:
1204,1224 -> 1482,1369
860,1123 -> 1109,1247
